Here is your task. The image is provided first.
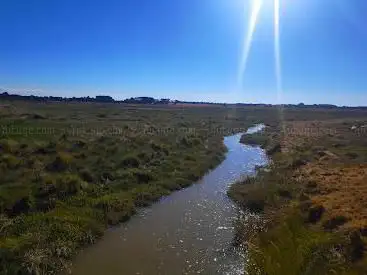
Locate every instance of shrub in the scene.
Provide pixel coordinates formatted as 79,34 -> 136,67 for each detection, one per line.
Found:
176,178 -> 191,188
100,171 -> 114,181
307,205 -> 325,223
247,211 -> 348,275
323,215 -> 348,231
119,154 -> 140,168
0,139 -> 18,153
277,187 -> 292,199
191,138 -> 202,146
184,154 -> 196,161
290,157 -> 308,169
47,152 -> 74,172
137,151 -> 151,163
0,185 -> 34,216
114,169 -> 135,182
54,174 -> 88,199
130,185 -> 168,207
131,169 -> 154,184
179,136 -> 192,147
158,180 -> 180,191
33,143 -> 50,155
267,143 -> 281,155
150,142 -> 162,151
0,154 -> 20,169
73,140 -> 87,149
30,113 -> 46,119
345,152 -> 358,159
240,133 -> 268,147
94,193 -> 135,225
228,182 -> 267,213
347,231 -> 365,262
79,169 -> 94,183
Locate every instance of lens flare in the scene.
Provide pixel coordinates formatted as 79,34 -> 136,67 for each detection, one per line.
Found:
274,0 -> 285,131
274,0 -> 281,103
237,0 -> 263,89
237,0 -> 284,127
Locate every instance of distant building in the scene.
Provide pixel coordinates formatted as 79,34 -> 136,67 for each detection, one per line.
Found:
159,98 -> 170,104
95,95 -> 114,102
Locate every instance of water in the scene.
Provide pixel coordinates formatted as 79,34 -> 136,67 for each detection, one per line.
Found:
70,124 -> 268,275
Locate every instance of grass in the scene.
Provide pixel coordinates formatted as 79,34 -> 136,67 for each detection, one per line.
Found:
240,126 -> 282,156
230,118 -> 367,275
247,209 -> 355,275
0,101 -> 285,274
0,100 -> 366,274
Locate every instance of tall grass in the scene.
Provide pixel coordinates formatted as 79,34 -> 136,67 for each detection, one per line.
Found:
230,119 -> 367,275
247,210 -> 350,275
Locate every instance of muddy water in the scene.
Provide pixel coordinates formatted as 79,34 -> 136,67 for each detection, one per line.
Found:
71,125 -> 268,275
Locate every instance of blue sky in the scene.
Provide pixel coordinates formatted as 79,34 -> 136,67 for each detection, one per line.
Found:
0,0 -> 366,105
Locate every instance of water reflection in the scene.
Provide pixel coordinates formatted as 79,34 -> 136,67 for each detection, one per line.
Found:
71,125 -> 268,275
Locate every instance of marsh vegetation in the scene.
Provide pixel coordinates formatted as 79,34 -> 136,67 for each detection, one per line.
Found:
0,100 -> 366,274
0,101 -> 280,274
229,115 -> 367,274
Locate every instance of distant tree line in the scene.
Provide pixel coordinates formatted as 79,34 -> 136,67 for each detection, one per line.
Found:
0,89 -> 365,109
0,91 -> 171,105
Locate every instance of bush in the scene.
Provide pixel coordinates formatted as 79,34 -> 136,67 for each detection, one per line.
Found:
0,139 -> 18,153
47,152 -> 74,172
79,169 -> 94,183
150,142 -> 162,151
94,193 -> 135,225
30,113 -> 46,119
307,205 -> 325,223
247,211 -> 349,275
345,152 -> 358,159
176,178 -> 191,188
347,231 -> 365,262
114,169 -> 135,182
54,174 -> 88,199
137,151 -> 152,163
0,154 -> 20,169
290,157 -> 308,169
191,138 -> 202,146
184,154 -> 196,161
131,169 -> 154,184
228,182 -> 267,213
323,215 -> 348,231
240,133 -> 268,147
130,185 -> 168,207
158,180 -> 180,191
0,207 -> 106,274
119,154 -> 140,168
0,185 -> 34,216
267,143 -> 281,155
179,136 -> 193,147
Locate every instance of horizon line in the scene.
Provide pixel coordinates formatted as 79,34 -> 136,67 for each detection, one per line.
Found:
1,88 -> 366,108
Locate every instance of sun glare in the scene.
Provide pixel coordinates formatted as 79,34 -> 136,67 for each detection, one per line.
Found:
274,0 -> 282,103
237,0 -> 283,105
236,0 -> 284,125
237,0 -> 263,89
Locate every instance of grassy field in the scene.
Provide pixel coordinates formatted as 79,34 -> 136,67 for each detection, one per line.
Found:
0,101 -> 286,274
0,101 -> 366,274
229,113 -> 367,274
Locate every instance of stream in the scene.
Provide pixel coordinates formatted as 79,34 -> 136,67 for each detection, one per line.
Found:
70,124 -> 268,275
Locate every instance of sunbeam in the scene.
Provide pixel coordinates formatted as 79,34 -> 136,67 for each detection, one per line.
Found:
274,0 -> 282,103
237,0 -> 263,89
274,0 -> 285,131
236,0 -> 285,128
